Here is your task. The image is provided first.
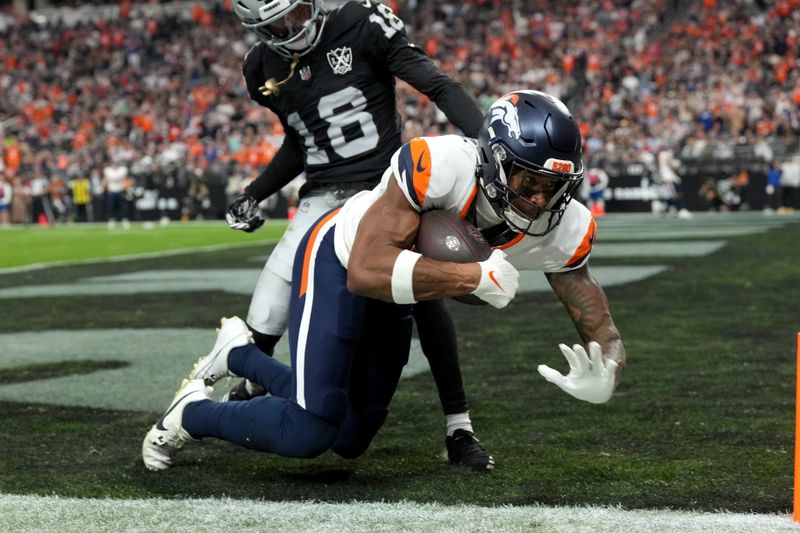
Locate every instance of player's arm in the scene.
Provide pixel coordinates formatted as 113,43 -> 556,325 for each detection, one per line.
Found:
389,46 -> 483,137
546,266 -> 625,375
242,129 -> 304,203
365,2 -> 483,137
347,179 -> 516,307
347,178 -> 479,301
227,45 -> 306,231
537,266 -> 626,403
225,124 -> 304,233
241,47 -> 305,203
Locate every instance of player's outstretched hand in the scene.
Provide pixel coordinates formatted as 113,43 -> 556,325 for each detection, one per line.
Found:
537,341 -> 617,404
471,249 -> 519,309
226,194 -> 264,233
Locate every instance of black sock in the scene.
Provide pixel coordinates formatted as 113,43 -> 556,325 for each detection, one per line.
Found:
412,299 -> 469,415
248,328 -> 281,356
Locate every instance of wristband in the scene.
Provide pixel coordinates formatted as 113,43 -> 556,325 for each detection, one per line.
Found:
391,249 -> 421,304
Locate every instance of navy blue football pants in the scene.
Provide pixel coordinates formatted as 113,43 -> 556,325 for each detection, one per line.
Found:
183,212 -> 412,458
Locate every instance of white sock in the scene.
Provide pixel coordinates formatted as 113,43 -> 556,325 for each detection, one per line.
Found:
446,411 -> 473,436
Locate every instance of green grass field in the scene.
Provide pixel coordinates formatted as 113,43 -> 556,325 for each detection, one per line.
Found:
1,213 -> 799,530
0,220 -> 286,269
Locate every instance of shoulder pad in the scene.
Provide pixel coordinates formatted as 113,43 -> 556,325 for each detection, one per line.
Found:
325,1 -> 408,45
242,41 -> 288,85
338,1 -> 375,20
328,0 -> 384,32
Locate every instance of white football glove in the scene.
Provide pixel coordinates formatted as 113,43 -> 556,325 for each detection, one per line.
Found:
471,249 -> 520,309
537,341 -> 618,404
226,194 -> 265,233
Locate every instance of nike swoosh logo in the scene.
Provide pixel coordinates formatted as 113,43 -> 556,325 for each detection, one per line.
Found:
416,150 -> 427,173
155,390 -> 197,431
488,271 -> 504,292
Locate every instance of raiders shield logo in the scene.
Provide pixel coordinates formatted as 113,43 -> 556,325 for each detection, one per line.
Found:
327,47 -> 353,75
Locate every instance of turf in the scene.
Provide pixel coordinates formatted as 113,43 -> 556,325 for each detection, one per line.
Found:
0,215 -> 798,512
0,221 -> 286,269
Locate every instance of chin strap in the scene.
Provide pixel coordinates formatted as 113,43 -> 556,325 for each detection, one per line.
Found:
259,54 -> 300,97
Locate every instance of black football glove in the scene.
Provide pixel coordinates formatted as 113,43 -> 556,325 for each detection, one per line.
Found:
225,194 -> 265,233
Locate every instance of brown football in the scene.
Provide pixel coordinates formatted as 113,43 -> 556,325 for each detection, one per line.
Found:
415,210 -> 491,305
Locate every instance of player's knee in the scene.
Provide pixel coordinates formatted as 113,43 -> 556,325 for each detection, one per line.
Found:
290,407 -> 340,457
331,440 -> 370,459
330,410 -> 388,459
291,429 -> 337,458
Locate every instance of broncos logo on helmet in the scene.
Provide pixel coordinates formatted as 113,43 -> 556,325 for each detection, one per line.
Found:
488,94 -> 522,141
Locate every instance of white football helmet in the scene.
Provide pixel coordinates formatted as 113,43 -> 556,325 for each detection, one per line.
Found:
233,0 -> 327,59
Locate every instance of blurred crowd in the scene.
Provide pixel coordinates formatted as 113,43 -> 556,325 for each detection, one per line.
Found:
1,0 -> 799,226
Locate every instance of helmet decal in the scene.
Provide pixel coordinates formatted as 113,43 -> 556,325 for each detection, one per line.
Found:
544,158 -> 575,173
488,95 -> 521,141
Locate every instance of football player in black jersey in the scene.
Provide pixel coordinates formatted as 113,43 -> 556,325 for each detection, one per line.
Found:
222,0 -> 492,471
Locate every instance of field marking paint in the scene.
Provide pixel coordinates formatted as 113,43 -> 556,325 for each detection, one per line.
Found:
0,329 -> 426,412
0,265 -> 669,300
515,266 -> 668,293
0,494 -> 795,533
0,266 -> 669,411
592,241 -> 725,258
0,265 -> 668,412
597,227 -> 771,241
0,240 -> 277,275
595,215 -> 796,240
595,211 -> 798,225
0,269 -> 264,299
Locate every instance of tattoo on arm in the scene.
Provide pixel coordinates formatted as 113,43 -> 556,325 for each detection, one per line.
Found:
547,266 -> 626,375
548,268 -> 607,342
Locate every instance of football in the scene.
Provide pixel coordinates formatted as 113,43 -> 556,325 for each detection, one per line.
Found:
415,210 -> 492,305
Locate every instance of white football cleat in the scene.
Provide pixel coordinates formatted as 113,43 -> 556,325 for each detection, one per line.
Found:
188,316 -> 253,385
142,378 -> 210,471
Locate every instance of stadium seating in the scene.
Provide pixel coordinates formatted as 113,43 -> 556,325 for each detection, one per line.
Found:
0,0 -> 797,222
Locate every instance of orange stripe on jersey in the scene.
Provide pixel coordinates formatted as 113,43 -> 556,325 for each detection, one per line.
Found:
564,217 -> 597,269
299,209 -> 340,298
409,138 -> 432,205
459,185 -> 478,219
496,232 -> 525,250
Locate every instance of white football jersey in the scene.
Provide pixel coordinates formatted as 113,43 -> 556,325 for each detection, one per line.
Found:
334,135 -> 595,273
103,165 -> 128,193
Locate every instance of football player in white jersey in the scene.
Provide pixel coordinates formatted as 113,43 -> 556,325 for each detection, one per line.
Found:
143,90 -> 626,470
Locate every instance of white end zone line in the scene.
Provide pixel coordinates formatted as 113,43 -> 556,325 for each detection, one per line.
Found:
0,495 -> 795,532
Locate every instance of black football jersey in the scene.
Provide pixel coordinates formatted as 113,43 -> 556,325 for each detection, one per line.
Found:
242,0 -> 482,192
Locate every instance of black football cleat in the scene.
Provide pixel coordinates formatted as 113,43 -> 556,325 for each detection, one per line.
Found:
221,379 -> 264,402
445,429 -> 495,472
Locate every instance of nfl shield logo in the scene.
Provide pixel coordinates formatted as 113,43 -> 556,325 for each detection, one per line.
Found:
300,66 -> 311,81
327,47 -> 353,75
